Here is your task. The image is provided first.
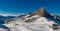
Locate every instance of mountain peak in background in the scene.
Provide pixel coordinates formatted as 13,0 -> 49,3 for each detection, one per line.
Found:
33,7 -> 47,16
33,7 -> 52,18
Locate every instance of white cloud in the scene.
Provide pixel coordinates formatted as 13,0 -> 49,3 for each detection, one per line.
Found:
0,13 -> 20,16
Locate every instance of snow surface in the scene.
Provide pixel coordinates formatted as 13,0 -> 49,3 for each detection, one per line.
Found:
0,15 -> 60,31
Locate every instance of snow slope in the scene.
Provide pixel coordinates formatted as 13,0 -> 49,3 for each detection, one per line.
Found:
0,15 -> 60,31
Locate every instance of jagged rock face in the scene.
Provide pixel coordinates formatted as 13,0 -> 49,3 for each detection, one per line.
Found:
33,7 -> 47,16
34,8 -> 44,16
33,7 -> 53,18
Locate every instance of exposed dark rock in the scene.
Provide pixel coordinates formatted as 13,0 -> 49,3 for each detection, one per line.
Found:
49,24 -> 59,30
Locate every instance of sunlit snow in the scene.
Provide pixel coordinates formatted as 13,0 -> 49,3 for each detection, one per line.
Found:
0,15 -> 60,31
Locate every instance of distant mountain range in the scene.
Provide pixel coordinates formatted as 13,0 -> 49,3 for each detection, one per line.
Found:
0,15 -> 16,24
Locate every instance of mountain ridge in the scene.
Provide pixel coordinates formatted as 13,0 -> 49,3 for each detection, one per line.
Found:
32,7 -> 60,21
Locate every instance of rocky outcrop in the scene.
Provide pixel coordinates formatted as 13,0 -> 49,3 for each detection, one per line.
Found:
33,7 -> 53,18
33,7 -> 45,16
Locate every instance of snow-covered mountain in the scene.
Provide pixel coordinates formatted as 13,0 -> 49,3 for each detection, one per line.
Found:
0,7 -> 60,31
1,15 -> 60,31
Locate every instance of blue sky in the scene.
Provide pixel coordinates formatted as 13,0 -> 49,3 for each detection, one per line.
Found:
0,0 -> 60,16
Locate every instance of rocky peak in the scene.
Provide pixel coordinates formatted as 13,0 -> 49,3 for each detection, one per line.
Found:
33,7 -> 53,18
38,7 -> 46,16
33,7 -> 48,16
